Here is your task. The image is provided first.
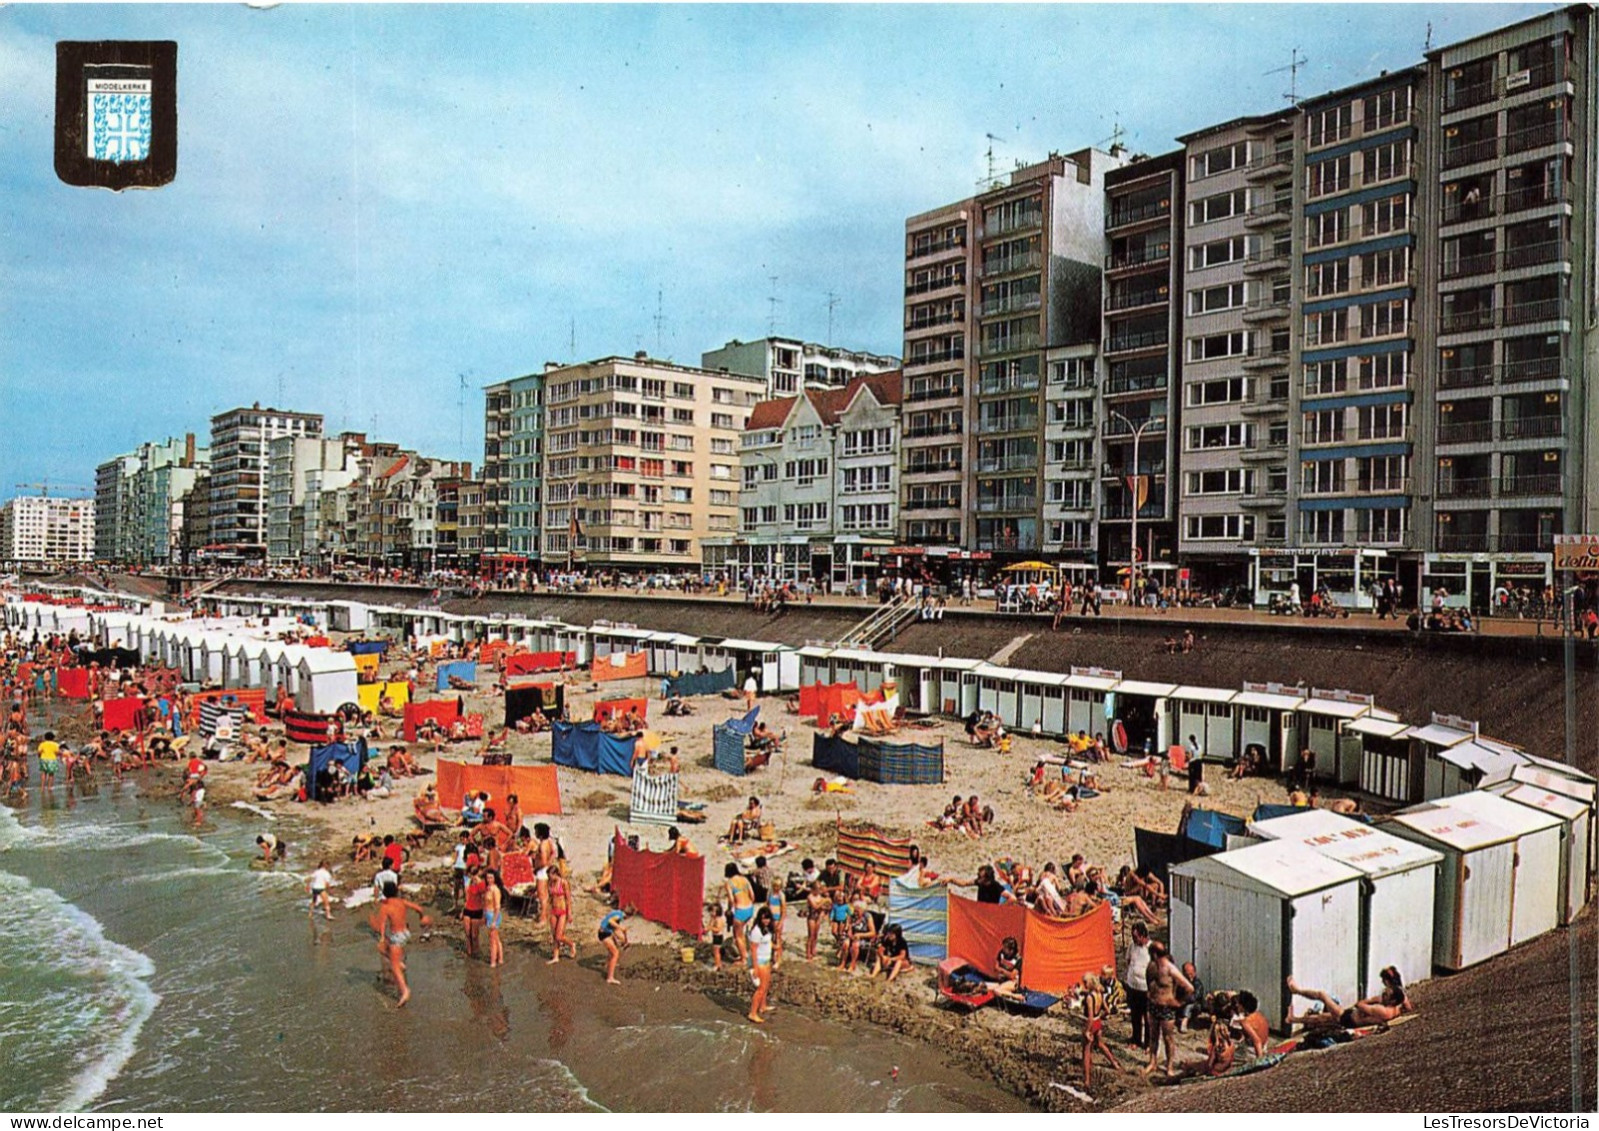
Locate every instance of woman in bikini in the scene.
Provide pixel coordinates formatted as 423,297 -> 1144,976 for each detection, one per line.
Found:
1080,972 -> 1124,1087
804,881 -> 829,961
483,868 -> 505,968
1284,968 -> 1413,1030
723,863 -> 756,964
544,869 -> 577,963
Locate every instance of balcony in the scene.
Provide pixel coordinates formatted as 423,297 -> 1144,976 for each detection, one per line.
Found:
1502,240 -> 1567,270
905,423 -> 963,439
1506,297 -> 1569,326
905,274 -> 964,296
906,346 -> 965,366
986,208 -> 1044,237
1439,364 -> 1494,390
1245,199 -> 1294,227
1243,296 -> 1290,322
977,373 -> 1041,396
1443,77 -> 1497,113
1505,120 -> 1566,155
908,236 -> 966,262
1103,372 -> 1168,397
1363,107 -> 1414,132
1306,217 -> 1415,250
905,383 -> 963,403
906,311 -> 964,331
1106,199 -> 1171,231
903,498 -> 961,512
1438,477 -> 1492,499
1440,307 -> 1496,334
978,414 -> 1040,434
983,251 -> 1043,277
1442,135 -> 1499,169
1106,245 -> 1171,272
1105,328 -> 1169,355
1441,249 -> 1498,280
1101,460 -> 1167,478
1101,503 -> 1167,521
980,293 -> 1042,318
1499,415 -> 1564,442
975,454 -> 1038,474
1435,531 -> 1493,552
1105,288 -> 1169,313
1436,420 -> 1493,445
1307,123 -> 1354,149
1243,343 -> 1290,370
1501,473 -> 1563,497
1502,356 -> 1564,384
974,496 -> 1038,514
904,459 -> 962,475
1246,149 -> 1293,180
1245,246 -> 1291,273
1303,324 -> 1352,348
977,334 -> 1041,358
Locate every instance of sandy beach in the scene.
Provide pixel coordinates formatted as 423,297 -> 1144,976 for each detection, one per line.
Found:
178,641 -> 1301,1111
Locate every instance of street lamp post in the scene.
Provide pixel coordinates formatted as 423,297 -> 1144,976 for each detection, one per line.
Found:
1106,408 -> 1156,603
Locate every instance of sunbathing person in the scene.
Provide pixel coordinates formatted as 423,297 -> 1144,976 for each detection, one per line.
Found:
725,796 -> 763,843
1284,969 -> 1412,1031
1117,865 -> 1166,908
253,768 -> 303,802
1039,779 -> 1079,811
515,708 -> 549,734
387,745 -> 420,778
664,696 -> 692,717
991,936 -> 1022,996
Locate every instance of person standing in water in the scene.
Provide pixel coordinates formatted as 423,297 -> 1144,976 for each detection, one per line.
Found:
723,863 -> 755,964
376,880 -> 432,1008
306,860 -> 335,921
746,904 -> 776,1024
483,868 -> 505,968
544,869 -> 577,964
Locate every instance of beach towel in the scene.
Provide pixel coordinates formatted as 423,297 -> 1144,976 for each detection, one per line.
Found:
434,760 -> 563,816
610,829 -> 705,937
591,651 -> 648,683
629,770 -> 679,826
501,852 -> 535,891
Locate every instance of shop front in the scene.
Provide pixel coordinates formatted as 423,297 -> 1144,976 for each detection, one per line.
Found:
869,546 -> 993,592
1420,553 -> 1552,612
1248,548 -> 1398,610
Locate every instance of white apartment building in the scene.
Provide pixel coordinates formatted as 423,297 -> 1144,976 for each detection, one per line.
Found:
1042,345 -> 1099,559
1,496 -> 95,563
209,404 -> 323,550
702,336 -> 900,397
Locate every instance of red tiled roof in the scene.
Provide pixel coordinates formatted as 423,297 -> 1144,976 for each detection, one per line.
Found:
745,396 -> 798,431
743,370 -> 902,433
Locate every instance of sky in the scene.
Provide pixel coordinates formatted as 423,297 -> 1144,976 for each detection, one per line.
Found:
0,2 -> 1557,495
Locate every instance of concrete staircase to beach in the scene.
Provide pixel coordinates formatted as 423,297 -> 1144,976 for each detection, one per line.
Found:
835,597 -> 921,650
986,633 -> 1035,666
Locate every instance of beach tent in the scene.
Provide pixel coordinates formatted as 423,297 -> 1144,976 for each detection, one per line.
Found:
1387,791 -> 1564,971
887,878 -> 949,965
550,721 -> 634,777
812,734 -> 944,785
274,644 -> 312,697
974,664 -> 1025,728
629,770 -> 678,826
946,893 -> 1115,996
835,821 -> 915,881
403,698 -> 463,743
434,760 -> 563,817
1170,839 -> 1366,1032
610,830 -> 704,937
713,708 -> 760,776
664,668 -> 737,698
435,660 -> 478,692
295,649 -> 360,714
356,680 -> 410,715
221,639 -> 253,688
797,682 -> 862,722
504,682 -> 565,729
1248,809 -> 1442,997
1483,782 -> 1591,924
851,692 -> 901,734
306,739 -> 367,802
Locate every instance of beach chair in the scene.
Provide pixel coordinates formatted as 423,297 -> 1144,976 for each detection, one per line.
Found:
935,957 -> 994,1012
997,988 -> 1060,1017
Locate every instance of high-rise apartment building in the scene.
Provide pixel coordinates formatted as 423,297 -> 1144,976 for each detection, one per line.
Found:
266,433 -> 366,563
1101,151 -> 1185,574
899,149 -> 1125,568
702,337 -> 900,397
94,436 -> 208,564
208,405 -> 323,551
540,354 -> 763,570
93,453 -> 140,561
1422,6 -> 1597,605
480,371 -> 544,567
1,496 -> 95,563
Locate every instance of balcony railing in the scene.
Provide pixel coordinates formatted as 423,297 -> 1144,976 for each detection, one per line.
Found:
908,236 -> 966,261
1443,77 -> 1497,113
1103,372 -> 1168,396
980,293 -> 1042,317
1436,420 -> 1494,445
1101,460 -> 1167,478
904,459 -> 962,475
1363,107 -> 1414,132
1499,415 -> 1564,441
1505,120 -> 1565,155
975,455 -> 1038,474
907,312 -> 964,331
977,373 -> 1041,396
1106,199 -> 1171,230
906,346 -> 965,366
978,414 -> 1040,434
1503,240 -> 1566,270
1307,123 -> 1354,149
1438,477 -> 1492,498
1305,177 -> 1352,201
983,250 -> 1043,276
904,423 -> 963,439
904,383 -> 963,403
1106,245 -> 1171,271
1502,356 -> 1564,384
1501,473 -> 1563,496
1442,135 -> 1499,169
1442,249 -> 1497,279
1247,149 -> 1294,174
903,498 -> 961,511
986,209 -> 1044,237
1105,288 -> 1169,313
1439,364 -> 1494,389
1246,199 -> 1294,222
1101,503 -> 1167,521
1105,328 -> 1169,354
1440,307 -> 1496,334
905,274 -> 964,296
1102,414 -> 1167,438
1305,217 -> 1415,249
977,334 -> 1041,358
974,496 -> 1039,514
1505,297 -> 1568,325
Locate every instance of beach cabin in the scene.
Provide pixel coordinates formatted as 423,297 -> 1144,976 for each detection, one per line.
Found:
274,644 -> 312,698
325,600 -> 371,634
1350,716 -> 1415,803
198,633 -> 232,686
974,664 -> 1025,729
1107,678 -> 1176,754
177,630 -> 209,683
1295,689 -> 1377,785
1404,713 -> 1525,802
222,639 -> 254,688
1484,782 -> 1590,924
1009,669 -> 1067,735
1169,839 -> 1365,1032
1064,667 -> 1119,737
295,649 -> 360,714
797,645 -> 835,688
1387,792 -> 1564,971
1507,761 -> 1598,877
1170,686 -> 1238,763
1248,809 -> 1442,996
1231,684 -> 1305,774
922,656 -> 982,718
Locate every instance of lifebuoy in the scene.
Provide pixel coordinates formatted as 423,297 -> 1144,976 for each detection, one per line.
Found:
1112,719 -> 1129,754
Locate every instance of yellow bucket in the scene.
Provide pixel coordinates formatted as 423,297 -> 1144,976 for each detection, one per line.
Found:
680,946 -> 697,964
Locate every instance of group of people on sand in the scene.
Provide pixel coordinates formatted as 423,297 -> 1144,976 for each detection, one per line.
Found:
931,793 -> 992,837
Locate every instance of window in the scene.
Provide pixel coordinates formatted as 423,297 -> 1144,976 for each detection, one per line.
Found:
1358,403 -> 1408,440
1191,141 -> 1248,179
1190,189 -> 1248,225
1359,298 -> 1409,338
709,489 -> 733,506
741,507 -> 759,528
760,505 -> 777,524
1300,510 -> 1346,544
1361,247 -> 1410,289
1359,454 -> 1409,491
1188,282 -> 1247,315
1306,259 -> 1350,298
843,428 -> 894,456
1306,154 -> 1351,198
1358,352 -> 1410,389
842,466 -> 892,493
1186,423 -> 1250,450
710,438 -> 735,455
1185,514 -> 1255,540
1308,103 -> 1352,147
1358,507 -> 1408,543
1307,309 -> 1348,346
783,458 -> 828,482
1367,194 -> 1409,235
1303,360 -> 1347,396
1364,86 -> 1411,130
672,408 -> 695,424
1048,358 -> 1094,387
1307,209 -> 1348,248
1301,460 -> 1346,495
711,413 -> 735,430
1189,235 -> 1248,270
1363,139 -> 1411,183
1187,331 -> 1250,362
1185,468 -> 1253,495
1303,409 -> 1345,444
1186,377 -> 1248,406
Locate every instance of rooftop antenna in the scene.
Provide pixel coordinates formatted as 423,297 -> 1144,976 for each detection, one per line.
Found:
981,132 -> 1005,189
457,372 -> 470,462
826,291 -> 841,347
653,287 -> 666,358
1097,115 -> 1126,154
766,274 -> 781,336
1424,21 -> 1433,52
1268,47 -> 1309,106
569,316 -> 577,357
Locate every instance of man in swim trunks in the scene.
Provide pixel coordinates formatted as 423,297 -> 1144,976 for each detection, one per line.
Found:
1285,972 -> 1412,1031
462,864 -> 486,959
1143,941 -> 1193,1078
532,823 -> 557,927
376,880 -> 431,1008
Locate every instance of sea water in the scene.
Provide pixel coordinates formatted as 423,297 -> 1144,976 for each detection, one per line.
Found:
0,777 -> 1025,1113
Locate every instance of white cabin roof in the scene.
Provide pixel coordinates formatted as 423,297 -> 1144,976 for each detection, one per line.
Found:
1346,717 -> 1412,739
1298,698 -> 1370,720
1492,783 -> 1588,822
1063,672 -> 1119,692
1171,685 -> 1236,704
1389,799 -> 1522,851
1509,765 -> 1596,805
1406,722 -> 1476,747
1114,679 -> 1179,698
1439,788 -> 1564,837
1249,810 -> 1443,877
1175,838 -> 1364,898
298,650 -> 357,674
1231,689 -> 1305,710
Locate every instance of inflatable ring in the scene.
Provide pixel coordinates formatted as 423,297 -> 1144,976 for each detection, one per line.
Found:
1111,719 -> 1129,754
